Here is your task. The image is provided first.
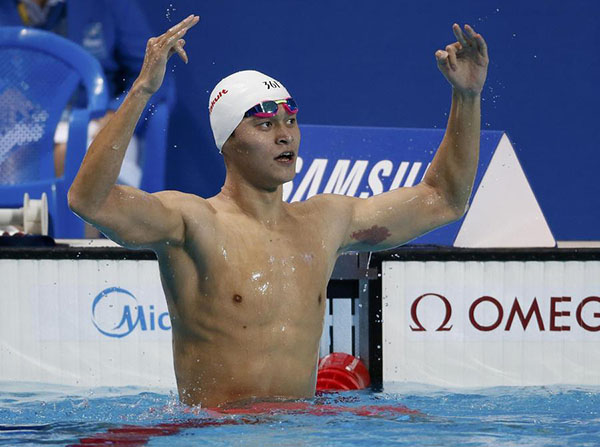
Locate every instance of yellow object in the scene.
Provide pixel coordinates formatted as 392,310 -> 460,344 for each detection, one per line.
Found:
17,2 -> 30,26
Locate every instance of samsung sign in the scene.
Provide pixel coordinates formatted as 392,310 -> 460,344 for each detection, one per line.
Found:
283,157 -> 429,202
91,287 -> 171,338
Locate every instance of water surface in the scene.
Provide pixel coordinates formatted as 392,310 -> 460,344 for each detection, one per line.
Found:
1,382 -> 598,446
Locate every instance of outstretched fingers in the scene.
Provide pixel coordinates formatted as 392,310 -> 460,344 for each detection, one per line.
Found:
452,23 -> 468,48
464,24 -> 488,58
464,23 -> 477,40
436,22 -> 489,94
155,15 -> 198,65
138,14 -> 199,93
163,15 -> 198,40
164,15 -> 199,47
164,26 -> 189,50
474,34 -> 488,59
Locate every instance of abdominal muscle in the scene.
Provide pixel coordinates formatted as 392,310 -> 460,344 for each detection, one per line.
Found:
172,323 -> 321,407
158,244 -> 330,408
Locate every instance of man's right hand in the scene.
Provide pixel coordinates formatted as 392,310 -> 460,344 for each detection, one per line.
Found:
69,14 -> 200,246
134,14 -> 200,96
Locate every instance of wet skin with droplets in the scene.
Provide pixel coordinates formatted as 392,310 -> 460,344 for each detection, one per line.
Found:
153,194 -> 354,408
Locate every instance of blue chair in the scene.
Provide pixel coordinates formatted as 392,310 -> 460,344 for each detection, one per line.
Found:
0,26 -> 108,238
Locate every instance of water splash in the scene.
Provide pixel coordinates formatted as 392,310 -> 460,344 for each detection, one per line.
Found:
257,282 -> 270,294
165,3 -> 176,21
2,385 -> 598,445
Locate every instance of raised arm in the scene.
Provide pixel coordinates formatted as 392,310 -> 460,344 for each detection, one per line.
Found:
338,23 -> 489,252
68,15 -> 200,248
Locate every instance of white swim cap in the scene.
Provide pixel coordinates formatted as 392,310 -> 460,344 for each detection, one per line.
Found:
208,70 -> 292,151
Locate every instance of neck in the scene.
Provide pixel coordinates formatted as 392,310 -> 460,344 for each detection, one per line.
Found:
219,174 -> 286,223
33,0 -> 47,7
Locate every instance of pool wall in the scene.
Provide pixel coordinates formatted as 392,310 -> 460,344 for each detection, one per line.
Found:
0,248 -> 361,388
380,249 -> 600,387
2,247 -> 598,390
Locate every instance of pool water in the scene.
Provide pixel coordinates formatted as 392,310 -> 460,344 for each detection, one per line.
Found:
1,382 -> 599,446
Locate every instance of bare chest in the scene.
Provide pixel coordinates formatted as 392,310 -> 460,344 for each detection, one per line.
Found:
160,221 -> 333,398
209,229 -> 331,316
165,208 -> 338,334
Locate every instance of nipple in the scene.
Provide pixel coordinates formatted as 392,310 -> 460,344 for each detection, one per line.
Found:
233,294 -> 243,304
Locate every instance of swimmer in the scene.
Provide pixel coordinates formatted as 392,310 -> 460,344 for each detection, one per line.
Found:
68,15 -> 488,407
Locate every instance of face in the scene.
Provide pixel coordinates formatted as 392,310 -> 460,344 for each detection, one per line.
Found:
222,105 -> 301,191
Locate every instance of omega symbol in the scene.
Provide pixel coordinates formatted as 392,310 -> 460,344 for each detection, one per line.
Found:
410,293 -> 453,331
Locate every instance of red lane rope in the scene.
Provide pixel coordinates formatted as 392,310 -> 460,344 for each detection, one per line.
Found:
69,403 -> 420,446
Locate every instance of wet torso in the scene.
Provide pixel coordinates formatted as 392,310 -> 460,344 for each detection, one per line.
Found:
155,194 -> 345,407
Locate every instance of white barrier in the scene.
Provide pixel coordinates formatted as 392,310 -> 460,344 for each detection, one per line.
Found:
382,257 -> 600,387
0,254 -> 356,388
3,249 -> 599,389
0,258 -> 175,388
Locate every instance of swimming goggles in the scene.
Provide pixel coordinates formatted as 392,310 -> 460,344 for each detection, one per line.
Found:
244,97 -> 298,118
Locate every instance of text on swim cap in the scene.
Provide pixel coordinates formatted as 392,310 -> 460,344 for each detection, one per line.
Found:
263,80 -> 282,89
209,89 -> 228,114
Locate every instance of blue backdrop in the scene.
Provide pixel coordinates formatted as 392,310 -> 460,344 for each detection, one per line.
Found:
137,0 -> 599,241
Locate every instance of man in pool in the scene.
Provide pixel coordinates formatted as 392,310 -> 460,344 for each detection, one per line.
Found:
68,15 -> 489,408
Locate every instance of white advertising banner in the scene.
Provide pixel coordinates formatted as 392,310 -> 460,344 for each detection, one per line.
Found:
0,258 -> 176,388
383,260 -> 600,387
0,256 -> 350,388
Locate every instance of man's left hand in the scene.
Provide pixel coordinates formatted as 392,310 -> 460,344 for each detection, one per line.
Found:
435,24 -> 489,96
